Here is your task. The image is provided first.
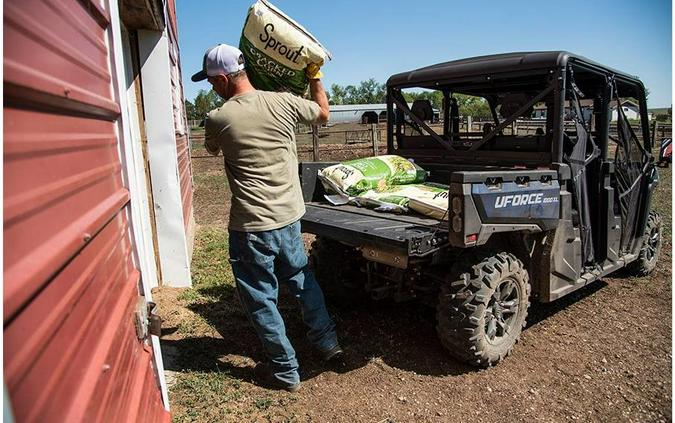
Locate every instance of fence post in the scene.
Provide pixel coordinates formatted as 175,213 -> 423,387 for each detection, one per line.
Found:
312,125 -> 320,161
371,123 -> 379,156
651,120 -> 658,147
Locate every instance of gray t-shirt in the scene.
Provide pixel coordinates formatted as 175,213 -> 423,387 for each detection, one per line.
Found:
205,90 -> 321,232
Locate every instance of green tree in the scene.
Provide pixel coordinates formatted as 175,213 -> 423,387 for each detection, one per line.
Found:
454,94 -> 491,119
330,78 -> 386,104
329,84 -> 347,105
357,78 -> 386,104
343,85 -> 359,103
401,91 -> 491,118
193,89 -> 224,119
185,99 -> 197,120
330,79 -> 493,118
402,91 -> 443,109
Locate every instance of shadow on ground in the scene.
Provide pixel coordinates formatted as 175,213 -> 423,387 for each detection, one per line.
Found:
161,277 -> 479,383
162,275 -> 614,385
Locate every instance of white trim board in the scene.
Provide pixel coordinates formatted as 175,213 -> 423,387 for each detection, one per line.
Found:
138,28 -> 192,288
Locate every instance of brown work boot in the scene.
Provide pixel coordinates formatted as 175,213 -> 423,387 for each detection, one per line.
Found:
253,362 -> 300,393
320,344 -> 344,362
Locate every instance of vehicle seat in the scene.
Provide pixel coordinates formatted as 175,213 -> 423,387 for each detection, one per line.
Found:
411,99 -> 434,121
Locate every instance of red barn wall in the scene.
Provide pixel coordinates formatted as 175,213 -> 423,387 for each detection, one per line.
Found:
4,0 -> 170,420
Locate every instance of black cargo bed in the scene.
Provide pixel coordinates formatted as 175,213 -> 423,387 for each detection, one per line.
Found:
301,202 -> 448,256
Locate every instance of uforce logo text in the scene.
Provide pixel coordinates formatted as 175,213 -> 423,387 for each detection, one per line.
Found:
494,193 -> 558,209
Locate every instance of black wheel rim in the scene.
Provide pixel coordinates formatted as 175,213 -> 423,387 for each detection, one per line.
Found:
645,225 -> 661,263
485,278 -> 520,343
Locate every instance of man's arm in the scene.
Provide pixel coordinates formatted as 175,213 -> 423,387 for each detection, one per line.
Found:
306,63 -> 329,123
204,112 -> 221,156
309,79 -> 329,123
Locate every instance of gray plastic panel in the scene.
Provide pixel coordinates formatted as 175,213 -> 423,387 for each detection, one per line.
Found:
451,169 -> 558,183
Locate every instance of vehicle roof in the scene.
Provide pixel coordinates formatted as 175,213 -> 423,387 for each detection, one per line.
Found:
387,51 -> 641,88
329,104 -> 387,111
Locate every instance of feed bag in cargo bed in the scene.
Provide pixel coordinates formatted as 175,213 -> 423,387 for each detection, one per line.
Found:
347,183 -> 450,220
240,0 -> 331,95
318,155 -> 427,196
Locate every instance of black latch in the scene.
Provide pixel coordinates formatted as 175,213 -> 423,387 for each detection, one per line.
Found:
147,302 -> 162,337
135,299 -> 162,340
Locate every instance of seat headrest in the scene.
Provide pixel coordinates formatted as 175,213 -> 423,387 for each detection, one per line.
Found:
499,93 -> 534,119
411,99 -> 434,121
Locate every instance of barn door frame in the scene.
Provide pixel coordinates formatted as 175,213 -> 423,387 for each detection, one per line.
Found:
107,0 -> 170,410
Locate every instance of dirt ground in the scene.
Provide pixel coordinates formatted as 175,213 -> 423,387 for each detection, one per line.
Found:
156,131 -> 672,422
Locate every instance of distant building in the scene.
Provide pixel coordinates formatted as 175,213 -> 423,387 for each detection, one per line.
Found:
532,99 -> 640,122
329,104 -> 388,124
531,104 -> 548,120
329,103 -> 439,124
611,99 -> 639,121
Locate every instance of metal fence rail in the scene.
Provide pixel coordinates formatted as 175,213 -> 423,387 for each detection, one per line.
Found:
191,119 -> 671,160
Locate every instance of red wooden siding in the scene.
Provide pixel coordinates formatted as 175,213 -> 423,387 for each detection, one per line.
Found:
176,133 -> 193,230
4,0 -> 169,421
167,13 -> 194,234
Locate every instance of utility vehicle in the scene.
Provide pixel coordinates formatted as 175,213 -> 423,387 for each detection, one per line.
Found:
299,52 -> 662,367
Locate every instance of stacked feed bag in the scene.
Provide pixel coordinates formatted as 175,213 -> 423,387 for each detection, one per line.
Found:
350,183 -> 450,220
318,155 -> 427,196
318,155 -> 449,220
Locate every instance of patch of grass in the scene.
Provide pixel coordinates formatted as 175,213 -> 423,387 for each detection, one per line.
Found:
254,397 -> 274,411
193,171 -> 227,187
175,313 -> 213,337
170,370 -> 241,422
170,227 -> 240,338
176,287 -> 200,303
651,166 -> 671,243
168,227 -> 252,419
180,227 -> 235,305
191,159 -> 231,226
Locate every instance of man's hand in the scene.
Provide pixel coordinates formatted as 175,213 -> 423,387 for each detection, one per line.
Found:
306,63 -> 323,80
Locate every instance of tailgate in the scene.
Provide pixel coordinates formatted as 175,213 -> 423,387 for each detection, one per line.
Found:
301,202 -> 448,256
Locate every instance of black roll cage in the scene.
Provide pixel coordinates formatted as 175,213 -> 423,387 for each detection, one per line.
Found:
385,59 -> 652,168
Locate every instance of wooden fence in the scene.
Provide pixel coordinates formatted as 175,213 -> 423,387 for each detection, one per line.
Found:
190,119 -> 671,161
299,124 -> 381,161
462,119 -> 672,141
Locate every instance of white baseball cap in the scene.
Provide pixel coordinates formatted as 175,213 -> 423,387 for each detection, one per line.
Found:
191,44 -> 245,82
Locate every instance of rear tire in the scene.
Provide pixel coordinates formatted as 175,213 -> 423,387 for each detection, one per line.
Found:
309,237 -> 366,307
627,211 -> 662,276
436,252 -> 530,367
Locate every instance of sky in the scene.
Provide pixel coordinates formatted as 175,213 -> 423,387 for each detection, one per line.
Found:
176,0 -> 672,108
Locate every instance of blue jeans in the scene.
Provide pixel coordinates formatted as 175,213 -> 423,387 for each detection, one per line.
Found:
228,220 -> 338,386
